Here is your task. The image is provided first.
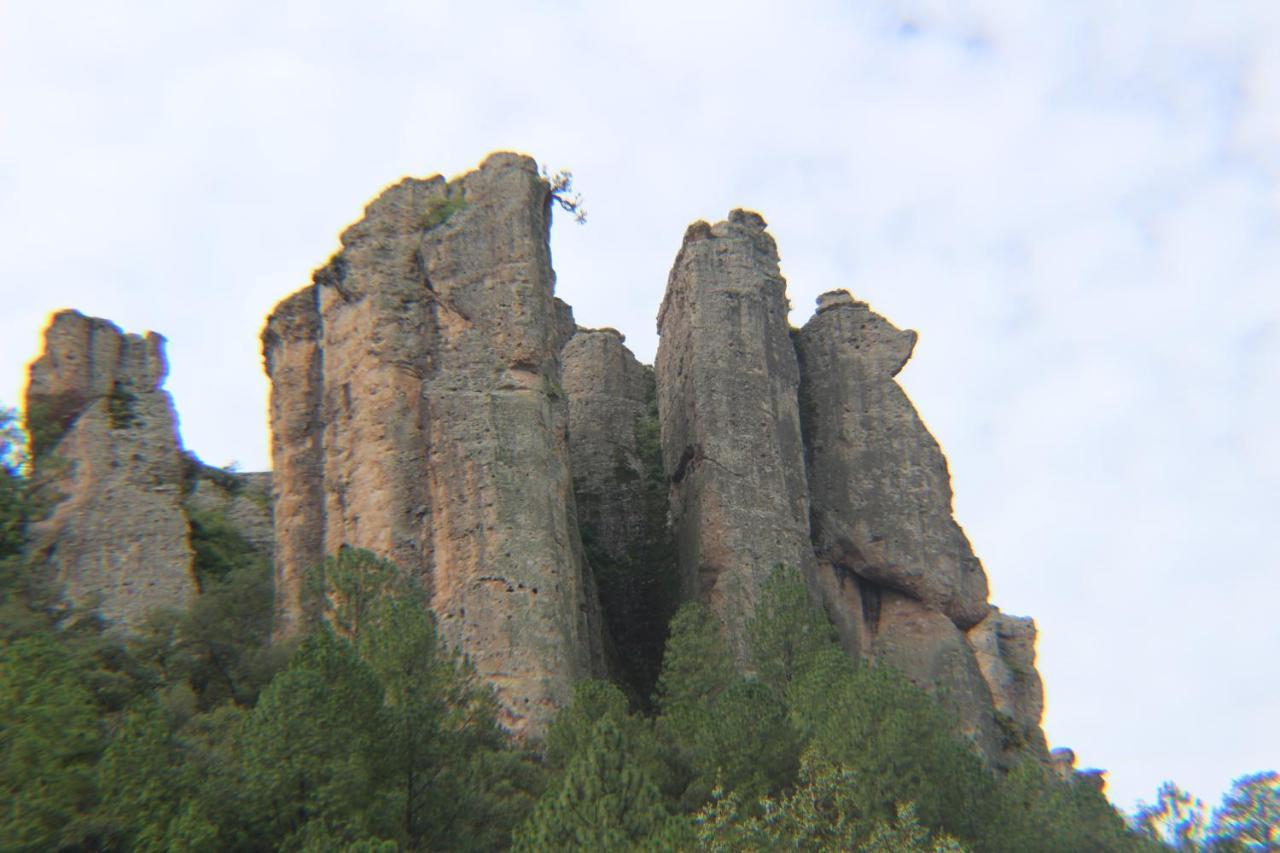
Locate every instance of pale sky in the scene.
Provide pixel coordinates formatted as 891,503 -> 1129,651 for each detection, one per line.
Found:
2,0 -> 1276,816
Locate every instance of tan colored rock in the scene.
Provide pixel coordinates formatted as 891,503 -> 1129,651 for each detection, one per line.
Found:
265,152 -> 605,737
795,289 -> 989,630
654,210 -> 818,664
871,590 -> 1001,762
25,311 -> 195,627
262,285 -> 325,638
966,606 -> 1050,761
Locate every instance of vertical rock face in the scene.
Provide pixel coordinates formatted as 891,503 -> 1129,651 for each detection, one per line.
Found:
794,289 -> 1046,767
655,210 -> 818,664
967,607 -> 1050,760
264,152 -> 604,737
262,286 -> 324,638
562,328 -> 651,568
871,590 -> 1001,760
795,289 -> 989,630
25,311 -> 195,627
563,328 -> 676,695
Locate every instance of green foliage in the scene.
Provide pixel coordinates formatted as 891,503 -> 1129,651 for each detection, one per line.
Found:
988,757 -> 1148,852
512,718 -> 672,851
542,165 -> 588,224
654,601 -> 735,712
241,630 -> 389,846
788,648 -> 997,842
187,505 -> 264,589
421,193 -> 467,230
1134,781 -> 1209,850
106,382 -> 139,429
695,751 -> 969,852
22,399 -> 70,460
94,703 -> 218,851
131,506 -> 279,708
748,563 -> 838,693
1209,771 -> 1279,850
0,635 -> 104,850
579,369 -> 679,701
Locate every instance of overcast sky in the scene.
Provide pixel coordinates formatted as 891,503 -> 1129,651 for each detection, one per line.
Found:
2,0 -> 1276,815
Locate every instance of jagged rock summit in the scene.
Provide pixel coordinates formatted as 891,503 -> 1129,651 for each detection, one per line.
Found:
28,152 -> 1054,768
24,310 -> 271,628
263,152 -> 605,738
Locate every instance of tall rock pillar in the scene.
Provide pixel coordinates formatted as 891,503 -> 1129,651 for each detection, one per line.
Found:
264,153 -> 604,737
25,311 -> 195,627
796,289 -> 1048,764
261,286 -> 325,639
654,210 -> 817,664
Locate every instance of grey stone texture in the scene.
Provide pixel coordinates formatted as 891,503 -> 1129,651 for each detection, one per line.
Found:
264,152 -> 605,738
25,311 -> 196,627
654,210 -> 819,665
795,289 -> 990,630
561,328 -> 651,568
967,606 -> 1050,760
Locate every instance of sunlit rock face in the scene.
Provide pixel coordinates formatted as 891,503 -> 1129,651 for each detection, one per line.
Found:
654,210 -> 819,666
263,152 -> 605,738
25,310 -> 195,627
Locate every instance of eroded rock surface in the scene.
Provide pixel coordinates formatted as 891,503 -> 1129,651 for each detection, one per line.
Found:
562,328 -> 651,568
655,210 -> 818,664
563,328 -> 676,695
264,152 -> 604,737
796,289 -> 989,630
870,589 -> 1001,761
967,606 -> 1049,760
25,311 -> 195,627
262,285 -> 325,639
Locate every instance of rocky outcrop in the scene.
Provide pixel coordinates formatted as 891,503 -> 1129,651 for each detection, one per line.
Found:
967,607 -> 1050,760
25,311 -> 195,627
264,152 -> 605,737
870,590 -> 1001,760
655,210 -> 818,664
262,285 -> 325,639
563,328 -> 675,695
795,289 -> 989,630
562,328 -> 651,568
184,461 -> 274,554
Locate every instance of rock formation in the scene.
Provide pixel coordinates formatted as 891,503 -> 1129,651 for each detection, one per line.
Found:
562,328 -> 676,695
263,152 -> 605,737
795,289 -> 989,629
654,210 -> 819,665
261,286 -> 324,639
25,155 -> 1057,764
967,606 -> 1050,760
25,311 -> 195,627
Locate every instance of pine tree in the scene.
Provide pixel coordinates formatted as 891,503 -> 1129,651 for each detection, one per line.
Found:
748,563 -> 838,693
0,635 -> 104,850
513,717 -> 673,851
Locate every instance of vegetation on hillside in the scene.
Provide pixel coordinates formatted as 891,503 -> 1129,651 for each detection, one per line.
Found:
0,405 -> 1273,850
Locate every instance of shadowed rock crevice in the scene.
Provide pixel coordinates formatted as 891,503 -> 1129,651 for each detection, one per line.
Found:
562,328 -> 678,704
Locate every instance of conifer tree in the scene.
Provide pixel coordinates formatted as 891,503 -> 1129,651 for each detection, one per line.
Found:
513,717 -> 673,851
